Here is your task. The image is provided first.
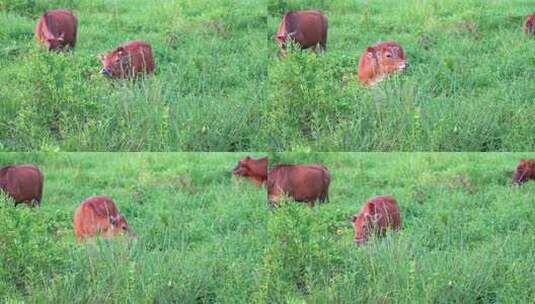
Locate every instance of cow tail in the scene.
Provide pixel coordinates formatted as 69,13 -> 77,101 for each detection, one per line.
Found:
322,14 -> 328,51
321,168 -> 330,203
38,172 -> 44,206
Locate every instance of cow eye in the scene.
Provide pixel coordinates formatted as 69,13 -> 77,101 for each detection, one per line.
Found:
385,53 -> 392,58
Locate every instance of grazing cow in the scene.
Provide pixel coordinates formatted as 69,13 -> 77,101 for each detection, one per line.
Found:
73,196 -> 134,241
275,10 -> 328,55
35,9 -> 77,50
358,41 -> 408,86
0,164 -> 43,207
232,156 -> 268,187
267,164 -> 330,207
512,159 -> 535,185
524,13 -> 535,35
351,195 -> 401,245
99,40 -> 155,78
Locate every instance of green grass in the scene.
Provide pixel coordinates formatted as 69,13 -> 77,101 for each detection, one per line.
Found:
266,0 -> 535,151
1,0 -> 534,151
1,152 -> 535,302
0,0 -> 267,151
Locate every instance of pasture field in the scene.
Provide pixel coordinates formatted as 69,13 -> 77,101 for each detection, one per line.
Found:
267,0 -> 535,151
1,152 -> 535,302
1,0 -> 534,152
0,0 -> 267,151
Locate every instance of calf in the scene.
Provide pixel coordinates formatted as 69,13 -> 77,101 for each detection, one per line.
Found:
275,10 -> 328,55
35,9 -> 77,50
351,195 -> 401,245
0,164 -> 43,207
358,41 -> 407,86
267,164 -> 330,207
73,196 -> 134,241
99,40 -> 155,78
512,159 -> 535,185
524,13 -> 535,35
232,156 -> 268,186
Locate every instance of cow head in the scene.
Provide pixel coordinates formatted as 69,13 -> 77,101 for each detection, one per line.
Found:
110,214 -> 135,238
99,47 -> 131,78
525,14 -> 535,35
352,202 -> 381,245
0,166 -> 8,190
232,156 -> 268,185
367,42 -> 407,75
44,32 -> 65,51
513,159 -> 530,184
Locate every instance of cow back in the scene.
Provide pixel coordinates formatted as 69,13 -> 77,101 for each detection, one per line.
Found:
268,164 -> 330,204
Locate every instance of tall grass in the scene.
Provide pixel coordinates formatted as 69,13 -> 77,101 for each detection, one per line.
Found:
1,152 -> 534,302
1,0 -> 533,151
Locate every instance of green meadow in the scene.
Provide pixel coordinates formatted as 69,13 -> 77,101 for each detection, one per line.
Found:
1,0 -> 534,151
0,0 -> 267,151
1,152 -> 534,302
267,0 -> 535,151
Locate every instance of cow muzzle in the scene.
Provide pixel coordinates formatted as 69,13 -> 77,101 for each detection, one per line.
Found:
232,167 -> 241,175
100,68 -> 111,77
353,238 -> 367,245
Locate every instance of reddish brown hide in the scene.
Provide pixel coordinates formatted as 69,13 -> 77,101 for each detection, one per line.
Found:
275,10 -> 328,55
351,196 -> 401,245
35,9 -> 77,50
525,13 -> 535,35
99,40 -> 155,78
267,164 -> 330,207
0,164 -> 43,207
358,40 -> 407,86
73,196 -> 134,241
232,156 -> 268,186
512,159 -> 535,185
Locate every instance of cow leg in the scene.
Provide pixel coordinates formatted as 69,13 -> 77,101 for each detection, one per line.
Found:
319,190 -> 329,204
267,200 -> 278,208
321,41 -> 326,52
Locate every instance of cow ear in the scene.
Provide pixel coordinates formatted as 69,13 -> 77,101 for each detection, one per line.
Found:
366,46 -> 376,56
519,159 -> 526,166
368,202 -> 376,215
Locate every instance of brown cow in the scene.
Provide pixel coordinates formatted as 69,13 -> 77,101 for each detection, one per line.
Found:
275,10 -> 328,55
99,40 -> 155,78
73,196 -> 134,241
351,195 -> 401,245
232,156 -> 268,187
358,41 -> 408,86
0,164 -> 43,207
267,164 -> 330,207
524,13 -> 535,35
512,159 -> 535,185
35,9 -> 77,51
